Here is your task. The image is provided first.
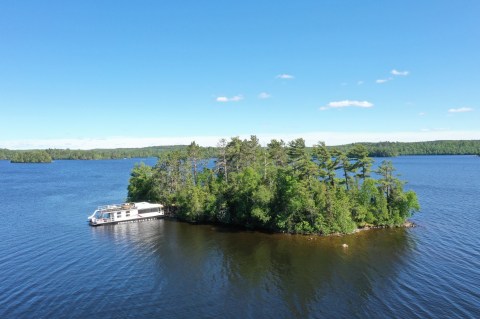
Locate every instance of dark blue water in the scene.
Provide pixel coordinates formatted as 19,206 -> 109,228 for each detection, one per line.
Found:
0,156 -> 479,318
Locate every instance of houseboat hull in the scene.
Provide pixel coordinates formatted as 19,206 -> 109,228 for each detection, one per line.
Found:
89,215 -> 163,226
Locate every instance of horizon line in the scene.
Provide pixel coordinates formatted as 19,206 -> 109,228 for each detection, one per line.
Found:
1,130 -> 480,150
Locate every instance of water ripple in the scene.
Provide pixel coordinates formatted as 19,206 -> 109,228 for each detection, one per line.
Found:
1,157 -> 479,318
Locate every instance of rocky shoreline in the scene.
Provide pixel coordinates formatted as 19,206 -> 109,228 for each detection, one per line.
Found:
354,221 -> 416,233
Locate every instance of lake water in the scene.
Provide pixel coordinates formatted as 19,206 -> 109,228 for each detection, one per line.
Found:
0,156 -> 479,318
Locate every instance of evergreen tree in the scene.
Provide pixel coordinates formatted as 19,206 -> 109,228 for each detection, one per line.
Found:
187,141 -> 201,185
216,138 -> 228,183
127,163 -> 155,202
313,142 -> 339,187
267,139 -> 287,167
348,144 -> 373,182
127,137 -> 420,235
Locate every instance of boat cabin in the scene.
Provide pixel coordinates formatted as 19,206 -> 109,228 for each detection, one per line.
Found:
88,202 -> 164,226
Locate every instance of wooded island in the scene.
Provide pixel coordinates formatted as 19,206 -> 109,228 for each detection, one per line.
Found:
127,136 -> 420,235
10,150 -> 52,163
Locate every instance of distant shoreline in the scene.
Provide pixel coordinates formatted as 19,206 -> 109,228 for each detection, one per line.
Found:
2,139 -> 480,161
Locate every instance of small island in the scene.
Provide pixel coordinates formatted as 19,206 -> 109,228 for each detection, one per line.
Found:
127,136 -> 420,235
10,150 -> 53,163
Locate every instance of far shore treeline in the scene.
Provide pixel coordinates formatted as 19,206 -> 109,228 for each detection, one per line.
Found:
127,136 -> 421,235
1,145 -> 200,163
1,139 -> 480,163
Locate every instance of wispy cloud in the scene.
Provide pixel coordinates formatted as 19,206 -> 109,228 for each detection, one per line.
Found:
276,74 -> 294,79
258,92 -> 271,99
320,100 -> 374,110
418,112 -> 426,116
216,95 -> 244,102
357,81 -> 364,85
391,69 -> 409,76
448,107 -> 474,113
376,77 -> 392,84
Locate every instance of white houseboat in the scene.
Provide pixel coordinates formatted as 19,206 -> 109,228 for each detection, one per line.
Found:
88,202 -> 164,226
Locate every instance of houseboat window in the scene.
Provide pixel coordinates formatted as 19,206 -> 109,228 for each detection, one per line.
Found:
126,211 -> 130,217
138,207 -> 159,214
116,212 -> 122,218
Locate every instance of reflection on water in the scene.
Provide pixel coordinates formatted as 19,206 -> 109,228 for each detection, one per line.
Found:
1,157 -> 479,318
87,219 -> 414,318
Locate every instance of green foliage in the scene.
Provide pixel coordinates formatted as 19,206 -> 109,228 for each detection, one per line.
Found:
3,145 -> 218,161
187,141 -> 201,185
335,140 -> 480,157
2,140 -> 478,162
10,150 -> 52,163
127,136 -> 421,235
127,163 -> 155,202
267,139 -> 287,167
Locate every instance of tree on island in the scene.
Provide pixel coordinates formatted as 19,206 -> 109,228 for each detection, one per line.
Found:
127,136 -> 420,235
10,150 -> 53,163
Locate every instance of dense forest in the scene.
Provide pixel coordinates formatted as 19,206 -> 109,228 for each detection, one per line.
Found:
10,150 -> 53,163
1,140 -> 478,162
0,146 -> 217,162
127,137 -> 420,235
336,140 -> 480,157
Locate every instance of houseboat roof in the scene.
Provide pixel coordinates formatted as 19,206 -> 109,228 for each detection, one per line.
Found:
97,202 -> 163,212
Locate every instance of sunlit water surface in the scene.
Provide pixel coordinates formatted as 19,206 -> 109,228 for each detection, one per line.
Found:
0,156 -> 479,318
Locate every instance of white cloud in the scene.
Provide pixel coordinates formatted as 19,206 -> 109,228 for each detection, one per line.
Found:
418,112 -> 426,116
4,130 -> 480,149
216,95 -> 244,102
258,92 -> 271,99
230,95 -> 243,102
357,81 -> 364,85
448,107 -> 474,113
322,100 -> 374,110
216,96 -> 229,102
391,69 -> 409,76
276,74 -> 294,79
376,78 -> 392,84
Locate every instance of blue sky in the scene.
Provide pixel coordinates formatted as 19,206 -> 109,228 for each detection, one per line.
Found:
1,1 -> 479,149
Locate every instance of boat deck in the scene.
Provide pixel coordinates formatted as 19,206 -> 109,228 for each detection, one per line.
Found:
96,203 -> 135,212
